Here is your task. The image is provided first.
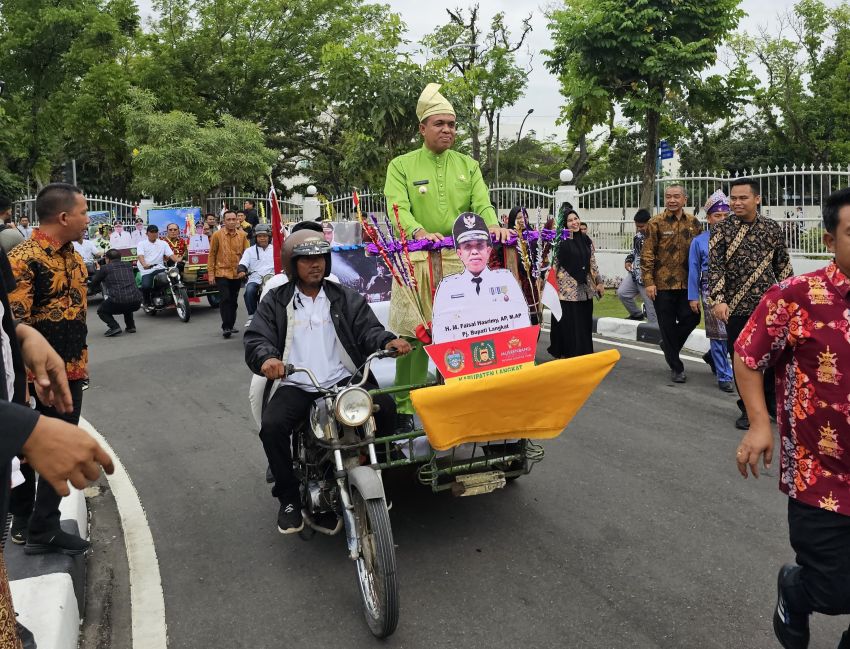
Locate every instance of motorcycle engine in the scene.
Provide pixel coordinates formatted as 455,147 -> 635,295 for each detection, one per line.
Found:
306,479 -> 337,513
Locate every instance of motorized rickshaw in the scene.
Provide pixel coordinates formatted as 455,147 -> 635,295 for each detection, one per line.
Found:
181,250 -> 221,308
283,242 -> 619,639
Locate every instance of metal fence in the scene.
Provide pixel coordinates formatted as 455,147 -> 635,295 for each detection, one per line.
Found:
577,165 -> 850,219
204,194 -> 304,222
585,218 -> 827,256
12,195 -> 139,224
326,191 -> 385,219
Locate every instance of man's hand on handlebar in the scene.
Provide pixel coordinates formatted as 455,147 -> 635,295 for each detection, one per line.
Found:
260,357 -> 287,380
384,338 -> 412,356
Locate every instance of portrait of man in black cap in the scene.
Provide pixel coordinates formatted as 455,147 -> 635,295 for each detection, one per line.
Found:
431,212 -> 530,344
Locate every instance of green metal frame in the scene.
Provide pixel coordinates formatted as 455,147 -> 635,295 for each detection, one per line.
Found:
369,385 -> 546,493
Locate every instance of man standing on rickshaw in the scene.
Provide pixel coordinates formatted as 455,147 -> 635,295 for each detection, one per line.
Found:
384,83 -> 509,433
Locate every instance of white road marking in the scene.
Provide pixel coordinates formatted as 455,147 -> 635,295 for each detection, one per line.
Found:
79,417 -> 168,649
592,336 -> 707,364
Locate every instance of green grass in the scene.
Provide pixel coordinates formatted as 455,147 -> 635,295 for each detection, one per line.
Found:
592,292 -> 705,329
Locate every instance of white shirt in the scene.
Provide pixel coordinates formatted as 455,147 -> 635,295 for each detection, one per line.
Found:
129,227 -> 146,244
73,240 -> 100,263
16,226 -> 32,239
260,272 -> 341,301
136,239 -> 174,276
188,234 -> 210,252
431,267 -> 530,344
110,230 -> 134,248
281,287 -> 350,390
0,300 -> 13,401
238,244 -> 275,284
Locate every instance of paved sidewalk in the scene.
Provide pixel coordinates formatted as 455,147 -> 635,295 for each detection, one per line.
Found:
7,487 -> 87,649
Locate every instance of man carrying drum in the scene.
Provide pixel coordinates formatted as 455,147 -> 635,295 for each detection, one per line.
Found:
384,83 -> 510,433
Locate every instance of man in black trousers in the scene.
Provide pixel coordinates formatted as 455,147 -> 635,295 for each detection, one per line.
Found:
89,248 -> 143,336
709,177 -> 792,429
641,184 -> 704,383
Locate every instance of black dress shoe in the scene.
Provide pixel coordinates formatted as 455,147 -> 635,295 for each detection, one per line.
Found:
736,412 -> 750,430
718,381 -> 735,393
773,564 -> 810,649
229,327 -> 239,334
702,351 -> 717,375
671,370 -> 686,383
25,529 -> 90,556
104,327 -> 122,337
222,329 -> 232,339
626,313 -> 645,321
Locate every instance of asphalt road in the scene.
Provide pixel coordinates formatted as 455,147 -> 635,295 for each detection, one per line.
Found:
79,300 -> 849,649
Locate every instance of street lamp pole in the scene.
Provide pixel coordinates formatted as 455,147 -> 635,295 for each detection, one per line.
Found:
516,108 -> 534,144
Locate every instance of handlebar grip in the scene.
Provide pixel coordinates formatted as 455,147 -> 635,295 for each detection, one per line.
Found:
284,364 -> 295,376
381,349 -> 399,359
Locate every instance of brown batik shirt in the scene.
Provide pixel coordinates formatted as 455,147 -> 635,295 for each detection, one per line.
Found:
640,210 -> 703,291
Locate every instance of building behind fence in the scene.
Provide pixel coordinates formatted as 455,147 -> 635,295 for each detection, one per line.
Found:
13,164 -> 842,256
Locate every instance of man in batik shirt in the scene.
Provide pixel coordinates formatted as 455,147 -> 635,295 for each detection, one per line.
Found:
709,177 -> 793,429
734,187 -> 850,649
163,222 -> 188,262
7,183 -> 92,555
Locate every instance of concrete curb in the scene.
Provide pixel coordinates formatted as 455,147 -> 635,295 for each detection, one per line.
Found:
541,310 -> 711,354
7,486 -> 87,649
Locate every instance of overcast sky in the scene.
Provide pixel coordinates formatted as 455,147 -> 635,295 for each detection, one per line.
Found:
136,0 -> 830,138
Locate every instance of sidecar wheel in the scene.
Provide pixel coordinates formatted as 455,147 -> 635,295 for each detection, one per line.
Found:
351,490 -> 399,638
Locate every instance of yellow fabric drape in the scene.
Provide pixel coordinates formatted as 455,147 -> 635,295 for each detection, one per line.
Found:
410,349 -> 620,450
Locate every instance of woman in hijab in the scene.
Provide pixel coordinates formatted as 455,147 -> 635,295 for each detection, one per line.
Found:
548,204 -> 604,358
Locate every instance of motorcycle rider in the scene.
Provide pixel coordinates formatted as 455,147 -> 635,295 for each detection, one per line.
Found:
137,224 -> 179,308
237,223 -> 275,326
244,230 -> 411,534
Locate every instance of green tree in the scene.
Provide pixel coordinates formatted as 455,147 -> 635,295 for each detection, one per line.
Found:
123,90 -> 276,202
136,0 -> 416,195
301,10 -> 425,193
735,0 -> 850,165
0,0 -> 139,192
545,0 -> 745,207
422,5 -> 532,173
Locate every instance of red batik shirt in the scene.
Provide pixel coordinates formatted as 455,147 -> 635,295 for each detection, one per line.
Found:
735,261 -> 850,515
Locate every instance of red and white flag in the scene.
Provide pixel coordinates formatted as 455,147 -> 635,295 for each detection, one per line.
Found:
541,267 -> 562,321
269,183 -> 285,273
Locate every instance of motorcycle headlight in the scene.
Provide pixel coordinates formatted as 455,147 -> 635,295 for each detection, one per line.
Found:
334,387 -> 373,427
167,267 -> 180,280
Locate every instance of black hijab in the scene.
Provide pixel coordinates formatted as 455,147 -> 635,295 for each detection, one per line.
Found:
557,226 -> 592,284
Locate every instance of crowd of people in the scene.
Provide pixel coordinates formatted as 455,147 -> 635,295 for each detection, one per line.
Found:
0,81 -> 848,648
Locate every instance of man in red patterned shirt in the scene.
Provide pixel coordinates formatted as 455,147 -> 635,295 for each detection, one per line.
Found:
735,187 -> 850,649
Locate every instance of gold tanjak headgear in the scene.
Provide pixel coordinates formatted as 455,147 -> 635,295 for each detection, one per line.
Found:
416,83 -> 455,122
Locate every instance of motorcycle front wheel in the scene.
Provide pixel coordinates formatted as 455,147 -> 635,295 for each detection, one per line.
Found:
351,490 -> 399,638
175,287 -> 191,322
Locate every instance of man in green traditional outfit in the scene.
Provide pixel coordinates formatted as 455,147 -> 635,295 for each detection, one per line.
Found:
385,83 -> 510,432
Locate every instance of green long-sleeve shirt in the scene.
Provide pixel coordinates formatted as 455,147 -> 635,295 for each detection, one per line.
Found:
384,145 -> 497,236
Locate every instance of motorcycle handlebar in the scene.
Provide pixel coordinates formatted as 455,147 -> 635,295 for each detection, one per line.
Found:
285,349 -> 390,391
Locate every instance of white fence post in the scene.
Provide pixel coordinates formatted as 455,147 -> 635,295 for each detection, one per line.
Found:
554,169 -> 578,214
139,198 -> 155,223
303,185 -> 320,222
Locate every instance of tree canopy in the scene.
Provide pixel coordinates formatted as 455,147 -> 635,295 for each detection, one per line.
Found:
545,0 -> 747,206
